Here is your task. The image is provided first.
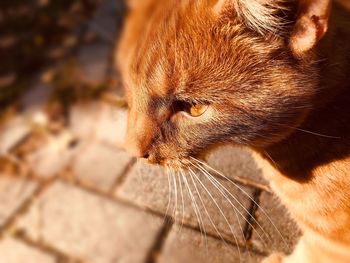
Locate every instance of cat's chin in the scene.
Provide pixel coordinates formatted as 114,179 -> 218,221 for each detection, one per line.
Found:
138,155 -> 184,170
143,142 -> 235,170
158,158 -> 194,171
142,155 -> 203,172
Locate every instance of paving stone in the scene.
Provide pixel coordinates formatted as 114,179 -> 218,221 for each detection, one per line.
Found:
69,102 -> 127,147
94,103 -> 127,147
250,192 -> 301,254
0,176 -> 37,227
0,117 -> 31,154
207,146 -> 267,186
72,142 -> 132,191
117,161 -> 255,245
159,226 -> 263,263
69,102 -> 101,138
26,132 -> 78,178
78,41 -> 110,85
0,237 -> 55,263
17,181 -> 163,263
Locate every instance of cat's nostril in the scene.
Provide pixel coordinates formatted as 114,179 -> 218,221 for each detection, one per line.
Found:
142,153 -> 150,159
124,138 -> 151,159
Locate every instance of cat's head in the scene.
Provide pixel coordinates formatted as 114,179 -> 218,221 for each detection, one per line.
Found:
117,0 -> 331,168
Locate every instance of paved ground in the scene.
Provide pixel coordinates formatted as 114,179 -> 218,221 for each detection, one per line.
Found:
0,1 -> 300,262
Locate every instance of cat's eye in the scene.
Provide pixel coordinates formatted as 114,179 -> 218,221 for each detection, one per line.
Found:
172,100 -> 209,117
188,103 -> 209,117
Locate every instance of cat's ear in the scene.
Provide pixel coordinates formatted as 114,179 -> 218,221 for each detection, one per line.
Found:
213,0 -> 331,55
213,0 -> 288,35
290,0 -> 331,57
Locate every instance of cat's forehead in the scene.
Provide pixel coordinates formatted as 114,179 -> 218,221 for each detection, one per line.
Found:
131,59 -> 177,100
126,0 -> 276,104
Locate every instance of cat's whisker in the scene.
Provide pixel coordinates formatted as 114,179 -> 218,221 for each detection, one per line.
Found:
190,166 -> 252,259
186,168 -> 210,254
189,164 -> 248,249
187,167 -> 242,260
171,168 -> 178,219
292,126 -> 341,139
180,169 -> 207,248
164,167 -> 171,220
235,107 -> 339,141
192,158 -> 288,249
263,150 -> 280,170
175,170 -> 186,233
275,123 -> 341,139
190,161 -> 265,249
190,157 -> 289,249
164,167 -> 173,220
190,161 -> 270,248
193,167 -> 254,261
188,168 -> 243,260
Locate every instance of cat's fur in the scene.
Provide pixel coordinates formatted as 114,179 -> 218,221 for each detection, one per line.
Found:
117,0 -> 350,262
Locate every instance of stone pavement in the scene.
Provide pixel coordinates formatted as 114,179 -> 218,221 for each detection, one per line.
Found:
0,0 -> 300,262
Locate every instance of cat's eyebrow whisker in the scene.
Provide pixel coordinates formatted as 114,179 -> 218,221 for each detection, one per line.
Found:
180,169 -> 207,246
191,157 -> 289,249
187,167 -> 242,261
190,161 -> 269,248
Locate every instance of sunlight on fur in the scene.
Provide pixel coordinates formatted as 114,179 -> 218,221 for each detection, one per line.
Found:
117,0 -> 350,262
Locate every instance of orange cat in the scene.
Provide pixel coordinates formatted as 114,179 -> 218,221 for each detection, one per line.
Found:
117,0 -> 350,262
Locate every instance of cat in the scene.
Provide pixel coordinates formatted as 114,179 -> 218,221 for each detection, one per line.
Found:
116,0 -> 350,262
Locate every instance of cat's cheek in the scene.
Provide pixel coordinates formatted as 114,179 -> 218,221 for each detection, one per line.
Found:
170,112 -> 189,125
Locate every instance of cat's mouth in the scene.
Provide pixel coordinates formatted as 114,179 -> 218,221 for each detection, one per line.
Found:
145,144 -> 214,171
148,157 -> 190,170
146,153 -> 207,173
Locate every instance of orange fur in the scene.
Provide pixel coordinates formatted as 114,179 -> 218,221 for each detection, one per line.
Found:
116,0 -> 350,262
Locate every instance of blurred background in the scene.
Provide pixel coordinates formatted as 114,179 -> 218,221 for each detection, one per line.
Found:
0,1 -> 299,262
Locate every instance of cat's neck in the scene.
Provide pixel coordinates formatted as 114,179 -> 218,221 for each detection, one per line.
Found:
259,3 -> 350,181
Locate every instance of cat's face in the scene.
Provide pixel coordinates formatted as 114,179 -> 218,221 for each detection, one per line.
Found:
118,0 -> 319,168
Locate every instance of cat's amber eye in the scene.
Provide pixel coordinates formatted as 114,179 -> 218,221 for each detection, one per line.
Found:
172,100 -> 209,117
188,103 -> 209,117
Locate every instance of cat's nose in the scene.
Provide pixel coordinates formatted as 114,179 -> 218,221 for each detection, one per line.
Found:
133,150 -> 150,159
124,109 -> 156,159
125,145 -> 148,159
124,138 -> 151,159
130,148 -> 150,159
